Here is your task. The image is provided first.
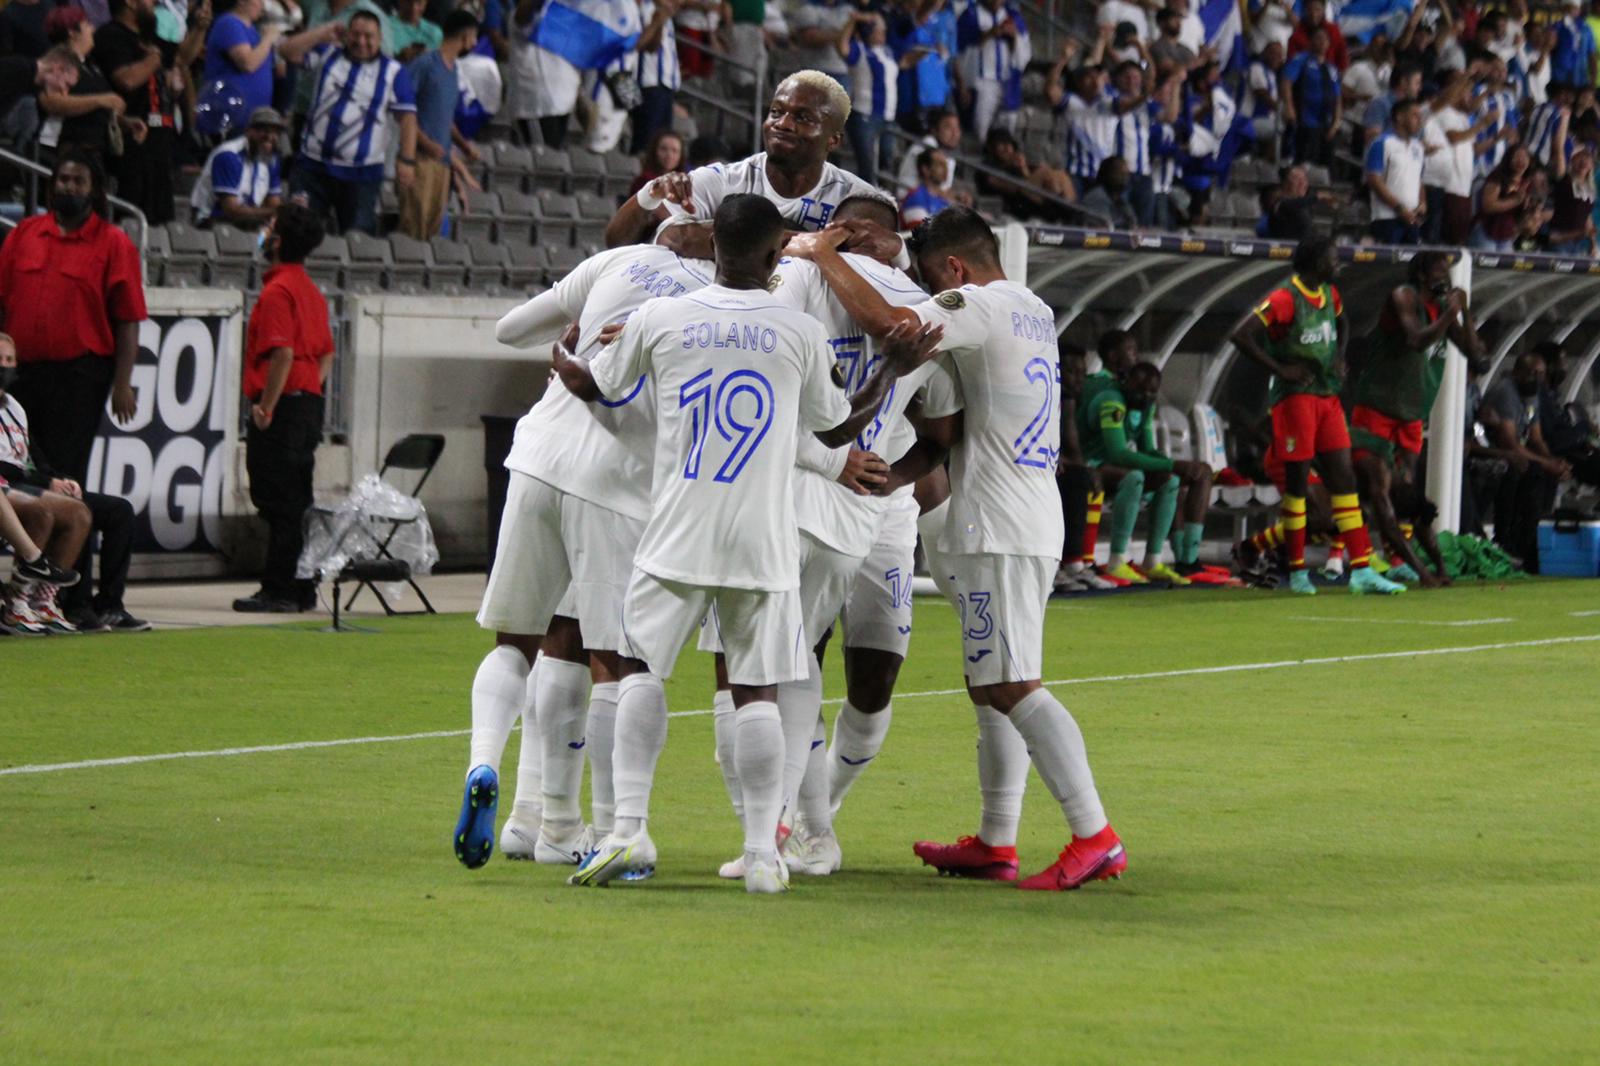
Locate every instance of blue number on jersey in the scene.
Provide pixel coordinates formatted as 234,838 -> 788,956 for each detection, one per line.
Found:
831,334 -> 895,452
679,368 -> 775,483
1013,356 -> 1059,468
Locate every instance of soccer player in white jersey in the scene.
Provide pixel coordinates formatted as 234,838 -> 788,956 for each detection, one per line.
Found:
553,195 -> 940,893
788,206 -> 1126,891
603,70 -> 882,247
451,238 -> 714,871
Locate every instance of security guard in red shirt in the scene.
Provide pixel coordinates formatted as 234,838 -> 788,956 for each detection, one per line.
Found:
0,147 -> 146,486
233,203 -> 336,613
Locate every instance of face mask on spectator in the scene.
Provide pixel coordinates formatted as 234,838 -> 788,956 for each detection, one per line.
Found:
0,367 -> 17,393
53,193 -> 90,223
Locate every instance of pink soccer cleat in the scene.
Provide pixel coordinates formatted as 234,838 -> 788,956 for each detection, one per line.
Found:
913,835 -> 1020,881
1018,825 -> 1127,891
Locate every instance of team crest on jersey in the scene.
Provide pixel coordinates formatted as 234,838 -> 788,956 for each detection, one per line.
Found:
935,290 -> 966,310
767,273 -> 783,293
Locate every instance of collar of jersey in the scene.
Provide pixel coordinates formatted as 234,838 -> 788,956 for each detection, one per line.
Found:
1290,275 -> 1327,306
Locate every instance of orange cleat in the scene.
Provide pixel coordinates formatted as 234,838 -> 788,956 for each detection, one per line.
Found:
913,835 -> 1020,881
1018,825 -> 1127,891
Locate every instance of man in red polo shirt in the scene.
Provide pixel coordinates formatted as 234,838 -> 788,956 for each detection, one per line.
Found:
233,202 -> 336,613
0,147 -> 145,486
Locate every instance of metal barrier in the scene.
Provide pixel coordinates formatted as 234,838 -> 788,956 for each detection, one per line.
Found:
674,32 -> 770,156
0,145 -> 150,271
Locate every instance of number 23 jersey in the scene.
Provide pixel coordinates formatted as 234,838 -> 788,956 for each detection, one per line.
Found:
589,284 -> 850,592
917,280 -> 1065,559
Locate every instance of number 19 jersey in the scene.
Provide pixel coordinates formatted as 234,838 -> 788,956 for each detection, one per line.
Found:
589,284 -> 851,592
916,280 -> 1065,559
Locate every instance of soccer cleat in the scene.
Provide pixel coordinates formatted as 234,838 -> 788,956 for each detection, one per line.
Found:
1288,570 -> 1317,596
27,587 -> 78,635
1104,562 -> 1147,585
717,855 -> 745,880
912,835 -> 1020,881
1386,562 -> 1421,584
1349,567 -> 1406,595
569,828 -> 657,886
1141,562 -> 1191,586
13,553 -> 78,587
1319,556 -> 1346,580
743,852 -> 790,894
1018,825 -> 1127,891
534,822 -> 596,865
783,826 -> 842,876
499,818 -> 540,861
0,593 -> 49,636
453,765 -> 499,869
1053,568 -> 1088,593
1077,567 -> 1120,590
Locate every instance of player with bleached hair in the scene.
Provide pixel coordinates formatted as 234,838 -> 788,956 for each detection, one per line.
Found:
788,205 -> 1127,891
554,194 -> 940,893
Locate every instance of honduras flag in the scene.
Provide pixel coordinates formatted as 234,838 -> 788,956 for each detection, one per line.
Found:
1338,0 -> 1414,43
531,0 -> 641,70
1200,0 -> 1246,72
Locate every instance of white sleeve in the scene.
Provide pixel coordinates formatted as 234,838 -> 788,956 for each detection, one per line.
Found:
589,306 -> 654,398
664,163 -> 728,221
495,249 -> 613,346
797,321 -> 852,432
796,432 -> 851,479
911,288 -> 992,352
919,356 -> 963,419
767,259 -> 812,312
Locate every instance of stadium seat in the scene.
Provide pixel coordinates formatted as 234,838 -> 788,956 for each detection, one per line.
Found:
491,143 -> 534,192
601,149 -> 637,197
427,236 -> 470,288
567,147 -> 607,194
467,237 -> 509,287
1304,163 -> 1332,186
456,189 -> 500,242
209,223 -> 258,289
545,245 -> 585,284
530,145 -> 572,192
505,243 -> 549,288
497,189 -> 539,244
534,189 -> 580,246
164,223 -> 217,284
345,230 -> 393,289
573,191 -> 614,246
388,233 -> 432,289
306,234 -> 349,289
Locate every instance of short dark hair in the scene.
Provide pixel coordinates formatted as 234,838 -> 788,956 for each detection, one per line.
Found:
1097,328 -> 1132,359
712,193 -> 784,263
273,202 -> 326,264
44,5 -> 87,43
916,147 -> 941,173
1293,236 -> 1334,275
1113,60 -> 1142,78
835,192 -> 898,231
347,10 -> 383,34
1408,250 -> 1451,285
1392,97 -> 1422,119
1390,62 -> 1422,88
441,9 -> 479,38
1532,338 -> 1567,363
1125,360 -> 1162,390
51,146 -> 108,217
908,205 -> 999,269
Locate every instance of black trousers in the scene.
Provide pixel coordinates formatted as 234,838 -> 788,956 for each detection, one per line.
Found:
1492,463 -> 1556,571
111,126 -> 176,226
9,355 -> 115,485
245,394 -> 323,597
61,490 -> 135,614
1057,464 -> 1093,563
629,86 -> 675,153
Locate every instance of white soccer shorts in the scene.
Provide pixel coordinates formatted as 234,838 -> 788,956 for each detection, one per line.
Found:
695,531 -> 860,656
943,552 -> 1054,687
840,501 -> 918,658
623,569 -> 807,686
477,472 -> 644,651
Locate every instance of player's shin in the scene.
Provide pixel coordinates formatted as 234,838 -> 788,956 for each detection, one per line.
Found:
1080,491 -> 1104,564
1282,495 -> 1309,570
734,702 -> 786,862
1006,689 -> 1107,839
509,657 -> 543,825
776,660 -> 824,823
469,645 -> 533,777
828,699 -> 892,810
1331,493 -> 1374,568
1143,477 -> 1180,567
712,688 -> 742,820
1107,471 -> 1144,570
611,672 -> 669,838
798,715 -> 832,829
586,682 -> 618,836
975,705 -> 1028,847
536,656 -> 591,835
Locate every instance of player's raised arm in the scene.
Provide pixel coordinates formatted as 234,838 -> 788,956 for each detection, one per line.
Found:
814,318 -> 944,447
604,171 -> 696,247
788,229 -> 921,340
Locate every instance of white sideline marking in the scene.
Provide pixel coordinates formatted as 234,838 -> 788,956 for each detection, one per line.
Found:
3,633 -> 1597,778
1288,616 -> 1514,627
1570,610 -> 1600,618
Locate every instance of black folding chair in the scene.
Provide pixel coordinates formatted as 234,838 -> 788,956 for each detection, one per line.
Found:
331,434 -> 446,620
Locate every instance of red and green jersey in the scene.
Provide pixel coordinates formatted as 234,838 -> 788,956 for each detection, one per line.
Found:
1254,275 -> 1344,404
1345,287 -> 1448,423
1077,371 -> 1174,473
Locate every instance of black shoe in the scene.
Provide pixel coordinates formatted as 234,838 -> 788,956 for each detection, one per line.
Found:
297,586 -> 319,611
97,607 -> 152,632
15,554 -> 78,588
232,591 -> 300,613
65,608 -> 113,633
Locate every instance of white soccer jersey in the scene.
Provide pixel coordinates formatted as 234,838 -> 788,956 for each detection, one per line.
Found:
505,245 -> 715,522
589,284 -> 851,591
768,253 -> 933,558
670,152 -> 878,232
915,280 -> 1065,559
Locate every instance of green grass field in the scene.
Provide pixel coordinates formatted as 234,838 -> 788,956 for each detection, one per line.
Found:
3,579 -> 1598,1063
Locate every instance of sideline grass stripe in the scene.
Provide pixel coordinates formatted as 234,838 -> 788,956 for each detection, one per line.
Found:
4,632 -> 1595,778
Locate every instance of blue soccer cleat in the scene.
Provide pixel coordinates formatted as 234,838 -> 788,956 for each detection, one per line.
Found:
453,764 -> 499,869
1288,570 -> 1317,596
1350,567 -> 1406,595
1386,562 -> 1421,584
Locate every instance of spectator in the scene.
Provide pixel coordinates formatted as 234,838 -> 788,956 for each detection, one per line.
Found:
1473,58 -> 1520,182
510,0 -> 580,148
1055,64 -> 1117,198
1365,96 -> 1425,244
1342,35 -> 1392,119
675,0 -> 727,81
0,489 -> 82,635
400,9 -> 478,240
1479,351 -> 1570,565
1362,62 -> 1420,148
0,0 -> 55,59
303,0 -> 398,55
0,49 -> 78,150
1108,60 -> 1179,225
900,147 -> 951,226
1549,146 -> 1598,254
1472,144 -> 1532,251
895,106 -> 962,194
0,333 -> 145,632
1260,163 -> 1336,240
1552,0 -> 1598,89
1098,0 -> 1149,42
202,0 -> 335,119
40,7 -> 133,162
632,0 -> 681,153
1248,0 -> 1295,54
1421,73 -> 1491,246
1151,8 -> 1199,74
235,203 -> 335,614
1079,154 -> 1136,227
978,126 -> 1077,220
957,0 -> 1030,142
0,149 -> 143,489
1394,2 -> 1449,88
1527,82 -> 1576,168
1539,340 -> 1600,486
191,105 -> 284,226
294,11 -> 419,235
1513,23 -> 1555,107
1169,0 -> 1204,55
1286,0 -> 1347,70
837,10 -> 903,187
391,0 -> 441,61
628,128 -> 686,197
0,484 -> 90,635
583,0 -> 644,153
1282,24 -> 1341,165
788,0 -> 853,92
1246,40 -> 1284,142
93,0 -> 207,226
1107,19 -> 1146,66
888,0 -> 955,131
1513,166 -> 1555,250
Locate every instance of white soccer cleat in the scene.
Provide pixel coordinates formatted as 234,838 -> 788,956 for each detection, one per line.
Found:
569,828 -> 657,886
783,827 -> 842,876
498,818 -> 540,861
718,855 -> 745,880
534,822 -> 596,865
743,852 -> 790,894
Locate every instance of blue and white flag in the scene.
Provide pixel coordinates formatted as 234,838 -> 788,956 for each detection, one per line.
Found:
1338,0 -> 1414,43
1201,0 -> 1246,72
531,0 -> 641,70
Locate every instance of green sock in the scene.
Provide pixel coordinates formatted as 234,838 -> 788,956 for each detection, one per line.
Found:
1182,522 -> 1204,564
1147,477 -> 1179,561
1109,472 -> 1145,556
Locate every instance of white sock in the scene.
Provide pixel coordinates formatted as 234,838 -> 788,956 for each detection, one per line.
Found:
510,655 -> 543,823
1107,552 -> 1127,571
536,656 -> 590,833
975,704 -> 1028,847
734,701 -> 784,859
1006,688 -> 1107,838
711,689 -> 741,821
468,645 -> 531,778
611,672 -> 668,839
776,659 -> 823,822
586,682 -> 618,836
827,699 -> 892,811
797,714 -> 832,831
